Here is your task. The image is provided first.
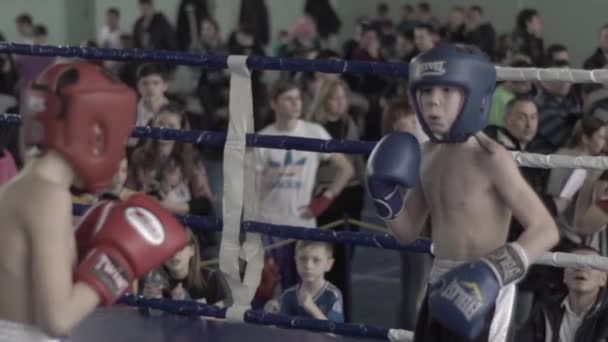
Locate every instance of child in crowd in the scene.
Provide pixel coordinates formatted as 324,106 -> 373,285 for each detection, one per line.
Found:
141,229 -> 230,306
278,241 -> 344,322
127,102 -> 214,216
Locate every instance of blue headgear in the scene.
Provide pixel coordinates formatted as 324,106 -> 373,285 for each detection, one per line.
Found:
409,44 -> 496,143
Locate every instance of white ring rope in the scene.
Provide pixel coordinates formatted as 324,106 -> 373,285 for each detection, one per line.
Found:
496,66 -> 608,83
536,252 -> 608,272
511,151 -> 608,170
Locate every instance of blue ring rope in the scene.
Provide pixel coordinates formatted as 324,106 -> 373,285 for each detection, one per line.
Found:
118,295 -> 393,340
72,203 -> 431,254
0,42 -> 409,78
0,113 -> 376,155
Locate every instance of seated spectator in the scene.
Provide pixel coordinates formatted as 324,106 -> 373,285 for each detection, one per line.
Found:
141,229 -> 230,306
512,118 -> 608,318
529,60 -> 581,154
342,17 -> 368,60
486,96 -> 539,152
440,6 -> 466,44
545,43 -> 570,65
488,60 -> 534,127
516,245 -> 608,341
278,241 -> 344,322
546,116 -> 606,214
485,97 -> 557,330
130,63 -> 169,148
393,30 -> 417,63
352,25 -> 384,62
285,16 -> 321,57
584,86 -> 608,123
127,102 -> 214,217
583,23 -> 608,70
273,30 -> 290,57
413,23 -> 437,54
486,96 -> 550,198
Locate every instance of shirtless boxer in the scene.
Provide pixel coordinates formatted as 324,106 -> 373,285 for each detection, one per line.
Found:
366,44 -> 560,341
0,62 -> 188,341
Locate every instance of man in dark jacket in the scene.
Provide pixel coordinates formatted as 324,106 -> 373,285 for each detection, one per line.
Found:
516,245 -> 608,342
511,8 -> 544,66
583,24 -> 608,70
484,95 -> 549,199
133,0 -> 176,51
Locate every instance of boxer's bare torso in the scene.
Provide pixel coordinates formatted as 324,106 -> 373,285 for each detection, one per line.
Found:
420,134 -> 511,260
0,151 -> 98,337
391,133 -> 557,263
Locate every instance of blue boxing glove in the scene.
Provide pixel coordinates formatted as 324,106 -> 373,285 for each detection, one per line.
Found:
366,132 -> 421,220
428,243 -> 529,340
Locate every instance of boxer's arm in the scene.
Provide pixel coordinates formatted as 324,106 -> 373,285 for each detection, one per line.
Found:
29,191 -> 99,337
325,153 -> 354,197
387,181 -> 429,245
488,148 -> 560,262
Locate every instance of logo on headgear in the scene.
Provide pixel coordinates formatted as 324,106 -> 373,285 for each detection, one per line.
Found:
415,61 -> 447,78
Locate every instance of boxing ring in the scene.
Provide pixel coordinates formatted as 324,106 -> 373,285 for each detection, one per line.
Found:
3,42 -> 608,341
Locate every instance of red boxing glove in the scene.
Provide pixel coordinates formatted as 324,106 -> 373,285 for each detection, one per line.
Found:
75,193 -> 188,305
307,192 -> 335,217
75,200 -> 114,261
596,198 -> 608,214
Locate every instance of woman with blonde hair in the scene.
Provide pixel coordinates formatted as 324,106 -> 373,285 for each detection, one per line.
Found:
126,102 -> 214,217
307,78 -> 362,321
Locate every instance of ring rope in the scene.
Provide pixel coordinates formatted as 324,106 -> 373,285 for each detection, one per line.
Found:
73,204 -> 608,272
116,294 -> 413,342
0,42 -> 409,79
2,43 -> 608,83
2,113 -> 607,170
71,206 -> 431,254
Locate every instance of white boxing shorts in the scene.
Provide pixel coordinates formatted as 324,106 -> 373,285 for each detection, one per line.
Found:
0,319 -> 62,342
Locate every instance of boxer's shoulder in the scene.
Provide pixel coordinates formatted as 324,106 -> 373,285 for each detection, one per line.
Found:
4,170 -> 74,233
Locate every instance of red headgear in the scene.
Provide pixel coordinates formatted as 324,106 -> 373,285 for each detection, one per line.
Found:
23,62 -> 137,193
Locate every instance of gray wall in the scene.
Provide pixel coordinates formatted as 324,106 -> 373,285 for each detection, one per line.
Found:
1,0 -> 604,66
